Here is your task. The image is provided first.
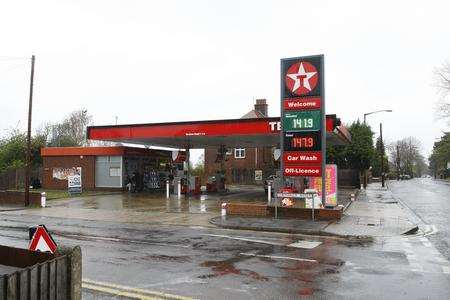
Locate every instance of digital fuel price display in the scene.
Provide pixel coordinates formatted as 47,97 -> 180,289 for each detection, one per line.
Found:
283,131 -> 321,151
282,110 -> 321,131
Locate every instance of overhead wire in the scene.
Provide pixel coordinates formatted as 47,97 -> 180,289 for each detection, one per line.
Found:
0,56 -> 29,61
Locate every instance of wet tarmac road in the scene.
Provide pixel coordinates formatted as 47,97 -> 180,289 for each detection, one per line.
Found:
0,212 -> 449,299
49,186 -> 267,214
389,178 -> 450,260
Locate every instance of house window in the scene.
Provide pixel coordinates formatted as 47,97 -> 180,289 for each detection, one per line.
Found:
234,148 -> 246,159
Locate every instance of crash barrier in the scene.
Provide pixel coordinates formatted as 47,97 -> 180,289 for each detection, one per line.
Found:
0,245 -> 82,299
225,203 -> 343,220
0,190 -> 41,206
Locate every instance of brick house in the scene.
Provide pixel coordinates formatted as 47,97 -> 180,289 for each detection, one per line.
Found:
204,99 -> 277,185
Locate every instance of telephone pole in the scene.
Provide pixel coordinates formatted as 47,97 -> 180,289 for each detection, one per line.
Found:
24,55 -> 35,206
396,144 -> 400,180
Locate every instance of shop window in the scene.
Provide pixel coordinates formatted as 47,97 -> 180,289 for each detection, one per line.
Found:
96,156 -> 108,163
234,148 -> 246,159
109,156 -> 121,163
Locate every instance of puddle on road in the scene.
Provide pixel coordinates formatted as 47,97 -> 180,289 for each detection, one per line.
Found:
54,189 -> 267,214
199,259 -> 268,281
141,254 -> 191,263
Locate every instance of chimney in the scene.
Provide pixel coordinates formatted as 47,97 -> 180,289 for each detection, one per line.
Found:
254,99 -> 268,117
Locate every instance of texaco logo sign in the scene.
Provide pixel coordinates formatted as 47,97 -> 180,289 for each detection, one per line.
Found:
285,62 -> 318,96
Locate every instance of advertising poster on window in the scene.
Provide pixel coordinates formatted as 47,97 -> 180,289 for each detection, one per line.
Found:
52,167 -> 82,180
255,170 -> 263,181
309,164 -> 337,207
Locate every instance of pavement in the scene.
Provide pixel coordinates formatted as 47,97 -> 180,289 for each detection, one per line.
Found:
324,182 -> 418,237
213,183 -> 418,239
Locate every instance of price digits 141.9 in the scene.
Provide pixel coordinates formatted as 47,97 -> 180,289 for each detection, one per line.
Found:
293,118 -> 313,129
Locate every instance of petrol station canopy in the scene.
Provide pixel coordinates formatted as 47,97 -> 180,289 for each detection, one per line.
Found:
87,115 -> 351,149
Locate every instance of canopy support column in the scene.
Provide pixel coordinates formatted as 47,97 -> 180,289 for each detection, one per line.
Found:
185,144 -> 190,198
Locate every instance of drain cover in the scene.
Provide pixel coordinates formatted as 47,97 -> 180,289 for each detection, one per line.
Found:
288,241 -> 322,249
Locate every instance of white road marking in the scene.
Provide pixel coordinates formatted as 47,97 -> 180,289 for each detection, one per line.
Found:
423,241 -> 433,248
288,241 -> 322,249
189,226 -> 208,230
204,234 -> 321,249
419,237 -> 428,243
424,225 -> 438,236
203,234 -> 285,246
239,253 -> 318,263
442,266 -> 450,274
433,257 -> 448,263
406,254 -> 417,260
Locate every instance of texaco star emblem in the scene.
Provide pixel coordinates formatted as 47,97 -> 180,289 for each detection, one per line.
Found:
285,62 -> 318,95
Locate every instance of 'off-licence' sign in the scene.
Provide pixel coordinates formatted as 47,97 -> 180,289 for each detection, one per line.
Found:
281,55 -> 325,178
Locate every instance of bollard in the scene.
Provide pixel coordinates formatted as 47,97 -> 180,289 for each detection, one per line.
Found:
221,203 -> 227,216
267,183 -> 272,205
41,192 -> 46,208
166,180 -> 170,199
177,180 -> 181,199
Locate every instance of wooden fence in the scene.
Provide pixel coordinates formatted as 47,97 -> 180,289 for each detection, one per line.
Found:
0,168 -> 42,191
0,245 -> 81,300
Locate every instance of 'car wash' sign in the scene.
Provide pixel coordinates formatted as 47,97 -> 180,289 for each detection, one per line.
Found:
281,55 -> 325,178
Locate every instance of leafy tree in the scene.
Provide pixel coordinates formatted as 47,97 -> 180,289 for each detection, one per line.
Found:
0,130 -> 46,171
0,131 -> 26,171
327,120 -> 374,187
0,109 -> 92,171
371,137 -> 389,177
429,133 -> 450,178
327,120 -> 374,170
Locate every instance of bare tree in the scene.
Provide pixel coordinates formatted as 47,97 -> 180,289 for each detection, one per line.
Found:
48,109 -> 92,147
388,137 -> 426,177
434,62 -> 450,123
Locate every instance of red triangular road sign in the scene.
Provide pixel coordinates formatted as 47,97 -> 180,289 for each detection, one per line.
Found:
29,226 -> 57,253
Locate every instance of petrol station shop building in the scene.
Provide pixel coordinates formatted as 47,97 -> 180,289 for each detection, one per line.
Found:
41,146 -> 178,191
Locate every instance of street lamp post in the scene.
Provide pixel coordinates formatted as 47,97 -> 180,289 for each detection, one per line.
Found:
362,109 -> 392,189
363,110 -> 393,124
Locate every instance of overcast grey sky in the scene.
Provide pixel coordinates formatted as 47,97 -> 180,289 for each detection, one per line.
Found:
1,0 -> 449,159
